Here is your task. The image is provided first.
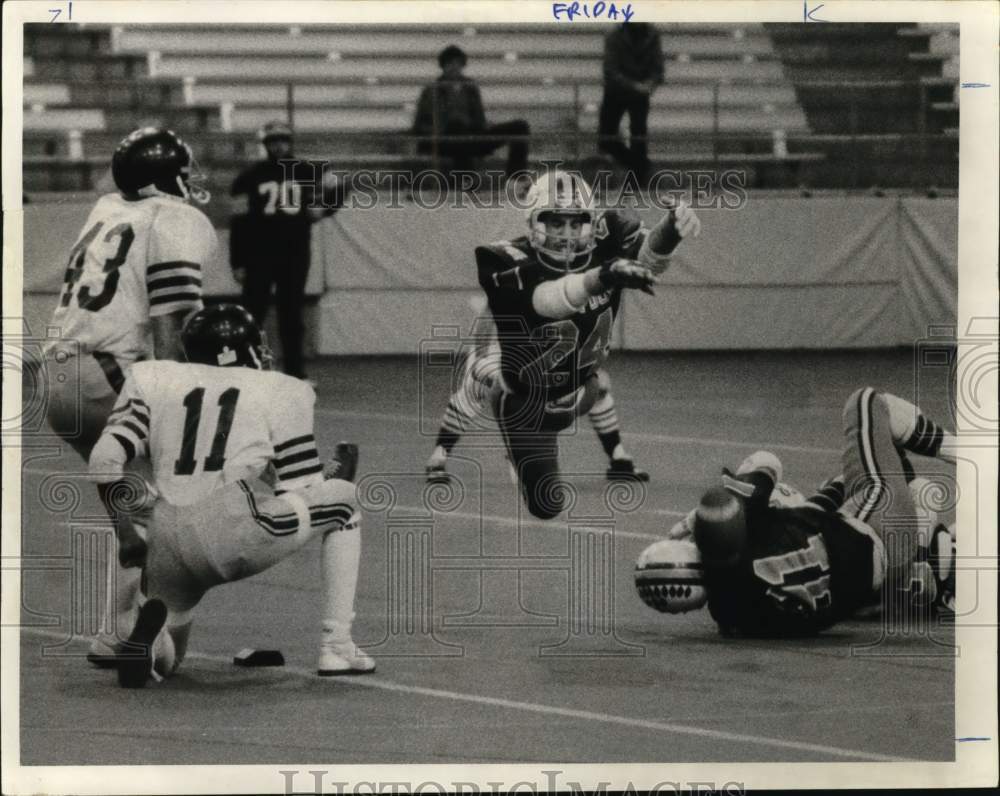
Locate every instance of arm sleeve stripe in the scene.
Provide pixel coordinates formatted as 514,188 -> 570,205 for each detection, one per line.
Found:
274,449 -> 321,469
148,275 -> 203,292
274,434 -> 315,453
117,419 -> 149,439
111,432 -> 136,462
147,260 -> 202,276
110,402 -> 150,425
150,291 -> 202,307
278,463 -> 324,481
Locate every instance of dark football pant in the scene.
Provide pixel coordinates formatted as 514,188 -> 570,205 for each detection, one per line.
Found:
241,245 -> 310,379
493,377 -> 599,520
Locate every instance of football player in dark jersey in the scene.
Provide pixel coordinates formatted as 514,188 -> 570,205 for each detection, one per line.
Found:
426,344 -> 650,485
635,388 -> 957,637
427,170 -> 700,519
230,121 -> 345,382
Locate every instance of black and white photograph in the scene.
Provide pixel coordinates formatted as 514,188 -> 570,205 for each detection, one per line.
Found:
2,1 -> 997,793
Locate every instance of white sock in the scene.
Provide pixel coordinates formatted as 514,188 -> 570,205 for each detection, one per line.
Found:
321,522 -> 362,646
611,443 -> 627,461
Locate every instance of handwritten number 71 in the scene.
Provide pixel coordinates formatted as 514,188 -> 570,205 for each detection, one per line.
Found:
49,2 -> 72,22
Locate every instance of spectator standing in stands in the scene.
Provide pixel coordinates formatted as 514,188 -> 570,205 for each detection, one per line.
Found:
598,23 -> 665,182
230,121 -> 344,382
413,45 -> 531,179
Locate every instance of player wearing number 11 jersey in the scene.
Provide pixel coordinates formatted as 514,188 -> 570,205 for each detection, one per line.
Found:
471,170 -> 701,519
89,304 -> 374,686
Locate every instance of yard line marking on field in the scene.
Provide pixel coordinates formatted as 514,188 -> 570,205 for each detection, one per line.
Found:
16,627 -> 917,763
17,466 -> 685,536
313,407 -> 842,456
390,505 -> 664,541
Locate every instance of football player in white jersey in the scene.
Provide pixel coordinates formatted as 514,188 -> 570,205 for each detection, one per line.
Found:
89,304 -> 374,687
43,127 -> 217,665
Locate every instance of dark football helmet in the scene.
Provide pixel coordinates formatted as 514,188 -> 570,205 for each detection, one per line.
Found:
111,127 -> 210,204
181,303 -> 272,370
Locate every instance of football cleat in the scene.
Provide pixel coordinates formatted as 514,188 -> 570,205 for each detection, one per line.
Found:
607,457 -> 650,482
112,127 -> 209,204
317,641 -> 376,676
326,442 -> 359,483
425,447 -> 451,484
425,464 -> 451,485
182,303 -> 273,370
117,599 -> 168,689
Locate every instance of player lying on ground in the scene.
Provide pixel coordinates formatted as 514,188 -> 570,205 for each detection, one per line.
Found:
42,127 -> 217,666
635,387 -> 957,636
443,169 -> 699,519
88,304 -> 375,687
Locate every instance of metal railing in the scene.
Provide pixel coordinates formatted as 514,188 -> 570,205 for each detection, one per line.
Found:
24,79 -> 958,192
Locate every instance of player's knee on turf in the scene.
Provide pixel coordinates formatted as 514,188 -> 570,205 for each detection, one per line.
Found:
521,468 -> 568,520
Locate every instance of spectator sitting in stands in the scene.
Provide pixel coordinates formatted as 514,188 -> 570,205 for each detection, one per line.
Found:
413,45 -> 530,180
598,23 -> 665,183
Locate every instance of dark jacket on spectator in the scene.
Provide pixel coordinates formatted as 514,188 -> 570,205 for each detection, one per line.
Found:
413,76 -> 487,135
603,25 -> 665,95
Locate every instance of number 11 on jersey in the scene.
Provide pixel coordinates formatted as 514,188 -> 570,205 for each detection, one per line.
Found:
174,387 -> 240,475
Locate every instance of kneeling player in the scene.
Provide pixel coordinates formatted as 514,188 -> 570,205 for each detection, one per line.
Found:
426,361 -> 650,483
88,304 -> 374,687
461,170 -> 700,519
635,388 -> 956,636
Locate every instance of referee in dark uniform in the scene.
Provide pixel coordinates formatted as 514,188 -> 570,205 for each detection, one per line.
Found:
230,121 -> 343,381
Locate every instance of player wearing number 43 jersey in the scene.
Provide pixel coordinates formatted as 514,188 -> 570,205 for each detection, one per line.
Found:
635,388 -> 957,637
42,127 -> 216,668
89,304 -> 374,687
438,170 -> 700,519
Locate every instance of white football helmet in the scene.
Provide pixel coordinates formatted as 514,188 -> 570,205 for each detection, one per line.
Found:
524,170 -> 601,272
634,537 -> 709,614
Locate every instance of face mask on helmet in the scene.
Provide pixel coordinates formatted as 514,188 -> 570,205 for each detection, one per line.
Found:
177,146 -> 211,205
525,172 -> 600,272
634,538 -> 708,614
530,210 -> 597,270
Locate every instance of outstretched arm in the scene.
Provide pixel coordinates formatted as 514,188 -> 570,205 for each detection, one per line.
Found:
531,259 -> 657,319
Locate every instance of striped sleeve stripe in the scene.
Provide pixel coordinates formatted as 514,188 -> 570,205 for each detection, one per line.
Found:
147,260 -> 202,277
277,463 -> 324,481
117,418 -> 148,439
108,425 -> 147,459
108,399 -> 150,421
274,434 -> 315,453
148,275 -> 203,292
111,405 -> 151,426
273,449 -> 320,469
149,290 -> 202,308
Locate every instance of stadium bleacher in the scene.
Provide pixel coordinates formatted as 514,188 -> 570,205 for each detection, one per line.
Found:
23,22 -> 958,193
